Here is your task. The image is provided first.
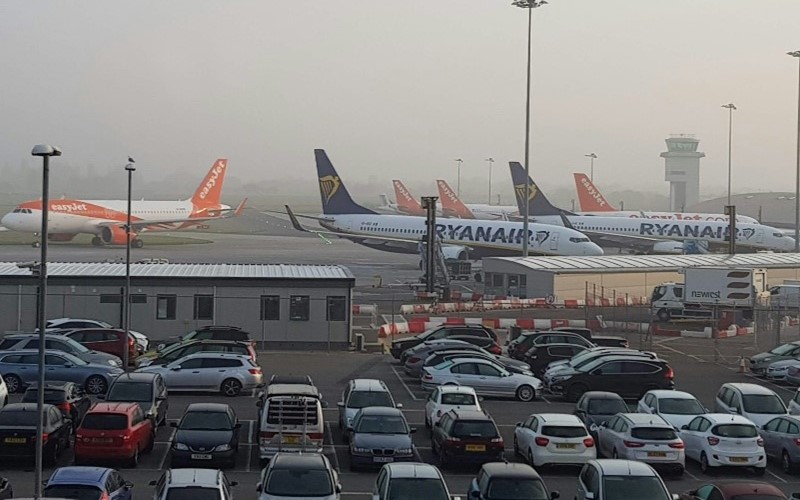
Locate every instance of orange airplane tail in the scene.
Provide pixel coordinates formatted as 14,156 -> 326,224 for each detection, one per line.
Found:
573,173 -> 616,211
392,180 -> 425,216
436,179 -> 475,219
191,159 -> 229,208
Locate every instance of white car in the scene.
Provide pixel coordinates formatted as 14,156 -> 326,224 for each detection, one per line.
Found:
424,385 -> 481,428
595,413 -> 685,475
372,463 -> 451,500
637,390 -> 708,430
679,413 -> 766,475
0,374 -> 7,408
513,413 -> 596,467
715,383 -> 788,427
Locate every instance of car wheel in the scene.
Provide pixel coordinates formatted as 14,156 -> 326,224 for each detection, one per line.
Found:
657,309 -> 671,322
700,452 -> 712,474
566,384 -> 587,403
128,447 -> 139,468
516,385 -> 535,402
220,378 -> 242,397
784,450 -> 796,474
753,466 -> 766,476
4,375 -> 21,394
85,375 -> 107,395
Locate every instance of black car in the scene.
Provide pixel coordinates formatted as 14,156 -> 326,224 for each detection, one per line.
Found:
401,336 -> 501,364
550,356 -> 674,402
574,391 -> 629,439
159,325 -> 252,350
431,410 -> 504,467
508,332 -> 595,360
101,372 -> 169,426
170,403 -> 240,468
552,327 -> 628,348
390,325 -> 498,359
21,382 -> 91,430
139,339 -> 255,368
523,344 -> 588,376
0,403 -> 72,464
467,462 -> 558,500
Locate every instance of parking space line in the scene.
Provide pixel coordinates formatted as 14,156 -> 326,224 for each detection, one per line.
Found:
683,469 -> 699,481
326,422 -> 342,472
767,469 -> 788,483
391,366 -> 420,401
158,427 -> 176,470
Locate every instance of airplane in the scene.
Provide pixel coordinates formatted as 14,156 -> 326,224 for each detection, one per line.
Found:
573,172 -> 759,223
384,178 -> 516,220
0,159 -> 246,248
283,150 -> 604,260
375,180 -> 431,216
509,163 -> 795,253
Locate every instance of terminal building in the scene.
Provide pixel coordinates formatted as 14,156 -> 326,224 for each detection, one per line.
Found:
0,262 -> 355,350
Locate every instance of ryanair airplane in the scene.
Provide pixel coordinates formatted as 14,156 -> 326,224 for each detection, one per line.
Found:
284,150 -> 604,260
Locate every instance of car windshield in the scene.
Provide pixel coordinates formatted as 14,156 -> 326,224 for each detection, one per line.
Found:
631,427 -> 677,440
81,413 -> 128,430
486,478 -> 548,500
107,383 -> 153,403
770,344 -> 797,355
44,484 -> 103,500
388,478 -> 449,500
713,424 -> 758,438
165,486 -> 222,500
355,415 -> 407,434
743,394 -> 786,414
542,425 -> 587,438
59,337 -> 90,353
451,421 -> 498,438
265,469 -> 333,497
658,398 -> 705,415
588,399 -> 628,415
22,389 -> 67,404
0,410 -> 42,426
601,476 -> 669,500
441,393 -> 477,406
348,391 -> 393,409
180,412 -> 232,430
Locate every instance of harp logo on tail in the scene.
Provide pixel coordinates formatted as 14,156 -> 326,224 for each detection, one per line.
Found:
319,175 -> 342,204
514,183 -> 539,203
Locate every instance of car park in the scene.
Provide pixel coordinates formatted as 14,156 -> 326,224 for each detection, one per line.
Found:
170,402 -> 240,468
412,348 -> 531,379
425,385 -> 482,428
0,403 -> 72,464
62,328 -> 139,365
45,467 -> 133,500
0,333 -> 123,367
678,481 -> 798,500
257,453 -> 341,500
373,462 -> 451,500
714,383 -> 788,427
431,409 -> 504,467
548,356 -> 674,402
513,413 -> 596,467
594,413 -> 685,475
46,317 -> 149,353
637,390 -> 708,430
74,402 -> 154,467
390,324 -> 498,359
760,415 -> 800,474
348,406 -> 415,470
338,379 -> 400,433
136,352 -> 264,396
151,468 -> 237,500
422,357 -> 542,401
0,349 -> 123,394
508,331 -> 595,360
523,343 -> 589,376
679,413 -> 766,475
749,341 -> 800,375
135,339 -> 256,368
258,383 -> 325,460
574,391 -> 629,438
100,372 -> 169,426
575,459 -> 677,500
467,462 -> 559,500
22,382 -> 91,430
767,358 -> 800,382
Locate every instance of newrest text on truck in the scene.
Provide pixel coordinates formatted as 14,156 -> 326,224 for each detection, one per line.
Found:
651,267 -> 767,322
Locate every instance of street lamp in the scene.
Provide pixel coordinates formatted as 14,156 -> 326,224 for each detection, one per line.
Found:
485,158 -> 495,204
454,158 -> 463,197
124,157 -> 136,371
513,0 -> 548,257
721,103 -> 737,207
585,153 -> 598,181
789,50 -> 800,252
31,143 -> 61,499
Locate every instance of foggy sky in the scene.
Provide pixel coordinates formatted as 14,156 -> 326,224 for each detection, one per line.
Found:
1,0 -> 799,206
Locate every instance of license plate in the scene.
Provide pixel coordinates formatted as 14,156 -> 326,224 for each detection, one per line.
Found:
190,454 -> 212,460
556,443 -> 576,449
465,444 -> 486,452
730,456 -> 749,463
282,436 -> 300,444
3,437 -> 25,444
373,457 -> 394,463
91,438 -> 113,444
647,452 -> 667,458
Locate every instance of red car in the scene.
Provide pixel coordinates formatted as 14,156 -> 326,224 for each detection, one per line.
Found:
74,402 -> 154,467
63,328 -> 138,365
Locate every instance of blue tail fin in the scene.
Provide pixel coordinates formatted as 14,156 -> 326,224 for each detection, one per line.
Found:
508,162 -> 565,216
314,149 -> 376,215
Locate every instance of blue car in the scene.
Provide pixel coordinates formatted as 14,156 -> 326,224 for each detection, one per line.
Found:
44,467 -> 133,500
0,349 -> 124,394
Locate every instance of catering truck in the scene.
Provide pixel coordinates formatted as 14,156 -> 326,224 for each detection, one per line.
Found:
651,267 -> 767,321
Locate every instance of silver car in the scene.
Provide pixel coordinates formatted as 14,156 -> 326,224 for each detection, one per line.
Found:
257,453 -> 340,500
136,352 -> 264,396
421,358 -> 542,402
0,333 -> 122,367
750,341 -> 800,375
761,415 -> 800,473
407,349 -> 530,379
595,413 -> 685,475
0,349 -> 123,394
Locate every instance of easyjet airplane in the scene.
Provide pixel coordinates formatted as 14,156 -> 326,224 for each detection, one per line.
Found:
0,159 -> 245,248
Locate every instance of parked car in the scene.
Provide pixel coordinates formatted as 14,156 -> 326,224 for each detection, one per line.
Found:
338,379 -> 400,433
0,333 -> 122,367
714,383 -> 788,427
151,468 -> 237,500
637,390 -> 708,430
575,391 -> 629,438
431,409 -> 504,467
514,413 -> 596,467
576,459 -> 676,500
136,352 -> 264,396
100,372 -> 169,426
413,349 -> 531,379
523,343 -> 589,376
348,406 -> 416,470
0,349 -> 123,394
136,339 -> 256,368
160,325 -> 252,349
74,402 -> 154,467
791,387 -> 800,415
46,317 -> 149,353
767,358 -> 800,382
595,413 -> 685,475
552,327 -> 628,348
467,462 -> 559,500
22,382 -> 91,430
257,453 -> 341,500
508,331 -> 595,360
390,325 -> 498,359
45,467 -> 133,500
749,341 -> 800,375
425,385 -> 482,428
788,366 -> 800,387
0,403 -> 72,464
258,383 -> 325,460
760,415 -> 800,474
170,402 -> 240,468
548,355 -> 674,402
0,375 -> 8,409
372,463 -> 451,500
62,328 -> 139,365
679,481 -> 798,500
269,374 -> 314,386
422,358 -> 542,402
679,413 -> 766,475
542,348 -> 659,388
402,338 -> 501,368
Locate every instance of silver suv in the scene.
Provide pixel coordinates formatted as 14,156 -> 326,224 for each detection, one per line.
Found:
136,353 -> 264,396
151,468 -> 237,500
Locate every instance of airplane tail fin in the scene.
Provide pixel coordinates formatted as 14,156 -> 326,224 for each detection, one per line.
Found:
314,149 -> 376,215
233,198 -> 247,216
436,179 -> 475,219
573,173 -> 617,211
191,159 -> 228,208
392,180 -> 425,216
508,162 -> 565,216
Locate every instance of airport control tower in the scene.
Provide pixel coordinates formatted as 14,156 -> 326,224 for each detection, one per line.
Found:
660,134 -> 705,211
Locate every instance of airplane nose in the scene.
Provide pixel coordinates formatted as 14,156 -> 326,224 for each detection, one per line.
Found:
586,242 -> 604,256
0,213 -> 13,229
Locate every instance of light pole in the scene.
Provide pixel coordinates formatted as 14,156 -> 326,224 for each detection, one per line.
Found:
124,158 -> 135,371
513,0 -> 547,257
31,144 -> 61,499
789,50 -> 800,252
485,158 -> 494,204
722,103 -> 736,207
585,153 -> 598,181
454,158 -> 463,197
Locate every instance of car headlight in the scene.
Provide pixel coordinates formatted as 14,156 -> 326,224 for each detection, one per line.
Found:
346,418 -> 353,426
551,374 -> 573,382
214,444 -> 231,452
110,369 -> 124,375
396,448 -> 413,455
174,443 -> 189,451
352,446 -> 371,454
107,359 -> 119,366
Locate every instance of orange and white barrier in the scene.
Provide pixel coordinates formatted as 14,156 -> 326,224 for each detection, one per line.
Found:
400,296 -> 648,315
378,317 -> 598,338
352,304 -> 377,315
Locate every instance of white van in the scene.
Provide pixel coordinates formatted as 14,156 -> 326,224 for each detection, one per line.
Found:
770,285 -> 800,309
257,384 -> 325,462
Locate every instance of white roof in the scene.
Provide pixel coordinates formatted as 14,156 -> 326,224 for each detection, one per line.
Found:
385,462 -> 443,479
167,468 -> 220,486
722,383 -> 779,395
647,390 -> 697,400
705,413 -> 757,425
438,385 -> 477,394
592,459 -> 658,476
536,413 -> 583,425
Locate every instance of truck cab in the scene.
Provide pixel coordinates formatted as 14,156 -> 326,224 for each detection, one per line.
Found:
651,282 -> 712,322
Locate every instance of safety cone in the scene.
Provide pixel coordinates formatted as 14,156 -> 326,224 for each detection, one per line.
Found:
739,357 -> 747,373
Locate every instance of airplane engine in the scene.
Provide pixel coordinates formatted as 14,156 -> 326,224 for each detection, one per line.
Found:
441,245 -> 469,261
100,226 -> 135,245
47,233 -> 77,242
651,241 -> 683,254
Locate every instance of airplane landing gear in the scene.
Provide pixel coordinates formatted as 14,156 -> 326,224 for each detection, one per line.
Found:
132,238 -> 144,249
91,237 -> 104,247
31,241 -> 40,248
